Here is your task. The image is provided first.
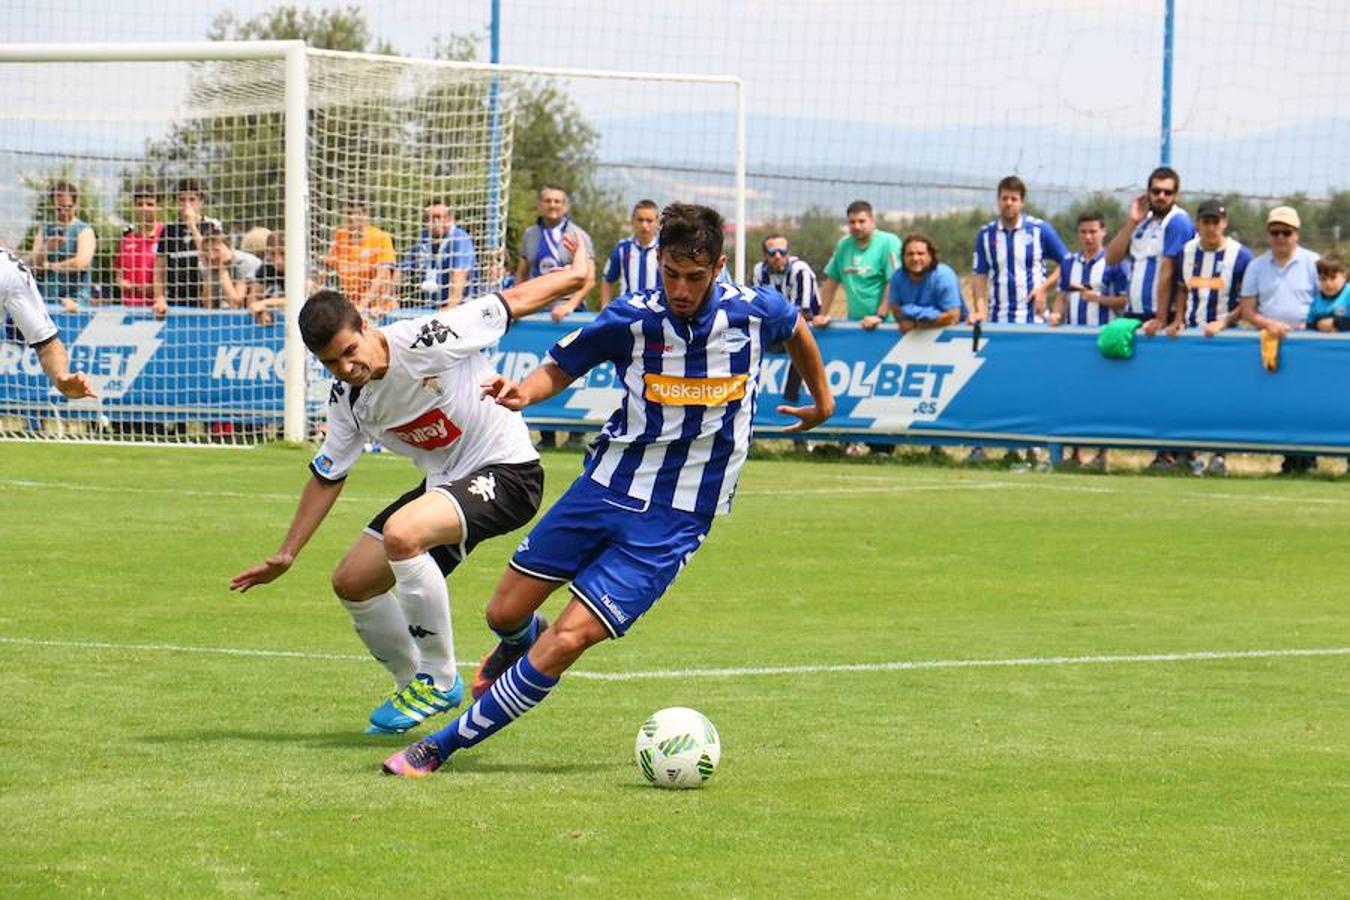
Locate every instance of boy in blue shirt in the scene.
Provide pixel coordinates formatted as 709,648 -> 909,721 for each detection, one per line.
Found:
1307,254 -> 1349,332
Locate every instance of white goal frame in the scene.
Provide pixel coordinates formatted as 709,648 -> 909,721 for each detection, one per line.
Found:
0,41 -> 746,444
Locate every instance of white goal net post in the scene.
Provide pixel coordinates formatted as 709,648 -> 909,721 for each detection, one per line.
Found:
0,41 -> 745,445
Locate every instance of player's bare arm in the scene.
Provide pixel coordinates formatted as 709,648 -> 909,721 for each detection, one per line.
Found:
230,475 -> 345,592
778,316 -> 835,432
36,337 -> 96,399
481,362 -> 575,412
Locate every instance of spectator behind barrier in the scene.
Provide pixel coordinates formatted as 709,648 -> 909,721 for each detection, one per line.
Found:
202,221 -> 262,310
516,183 -> 596,321
601,199 -> 661,308
115,181 -> 163,307
970,175 -> 1067,325
1170,198 -> 1253,338
1105,165 -> 1195,336
398,198 -> 476,310
819,199 -> 900,330
1308,254 -> 1349,333
28,179 -> 95,312
1051,211 -> 1127,328
882,233 -> 963,334
154,177 -> 218,317
325,195 -> 396,314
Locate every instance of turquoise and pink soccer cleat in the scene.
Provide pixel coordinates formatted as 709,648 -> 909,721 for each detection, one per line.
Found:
382,738 -> 445,778
366,672 -> 463,735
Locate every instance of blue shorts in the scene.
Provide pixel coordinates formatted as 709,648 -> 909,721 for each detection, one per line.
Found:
510,476 -> 713,637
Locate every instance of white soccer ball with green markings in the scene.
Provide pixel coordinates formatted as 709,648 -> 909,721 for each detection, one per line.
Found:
634,706 -> 721,789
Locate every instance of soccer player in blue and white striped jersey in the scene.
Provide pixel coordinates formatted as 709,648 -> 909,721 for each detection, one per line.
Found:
1105,166 -> 1196,333
600,199 -> 661,308
1170,198 -> 1253,337
383,204 -> 835,778
971,175 -> 1068,325
1051,212 -> 1128,327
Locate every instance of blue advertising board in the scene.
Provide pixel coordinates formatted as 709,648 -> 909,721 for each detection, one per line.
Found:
3,309 -> 1347,452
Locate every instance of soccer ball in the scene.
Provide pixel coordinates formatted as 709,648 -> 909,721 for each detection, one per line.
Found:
634,706 -> 720,789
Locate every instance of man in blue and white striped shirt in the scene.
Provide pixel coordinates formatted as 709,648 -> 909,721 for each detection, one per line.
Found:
751,233 -> 820,319
1105,166 -> 1196,333
1051,211 -> 1128,327
384,203 -> 834,778
971,175 -> 1068,325
1170,198 -> 1253,336
601,199 -> 661,308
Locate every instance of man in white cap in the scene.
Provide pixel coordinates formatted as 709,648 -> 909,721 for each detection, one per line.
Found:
1238,205 -> 1321,474
1238,206 -> 1320,337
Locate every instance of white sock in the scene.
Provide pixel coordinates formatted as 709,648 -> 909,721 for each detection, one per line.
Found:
340,592 -> 417,689
388,554 -> 457,691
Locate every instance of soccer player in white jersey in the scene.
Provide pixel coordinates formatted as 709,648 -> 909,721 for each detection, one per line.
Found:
383,203 -> 835,777
229,238 -> 591,735
0,245 -> 95,399
600,199 -> 661,308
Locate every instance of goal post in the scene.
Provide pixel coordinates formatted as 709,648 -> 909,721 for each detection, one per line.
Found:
0,42 -> 745,446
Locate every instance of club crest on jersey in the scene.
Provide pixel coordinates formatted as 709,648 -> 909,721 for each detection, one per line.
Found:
388,408 -> 462,450
723,329 -> 751,353
643,373 -> 748,406
411,319 -> 459,349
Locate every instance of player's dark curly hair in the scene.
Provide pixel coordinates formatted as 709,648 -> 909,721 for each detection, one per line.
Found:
299,289 -> 362,351
659,203 -> 724,265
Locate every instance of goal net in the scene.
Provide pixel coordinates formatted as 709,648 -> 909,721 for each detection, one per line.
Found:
0,43 -> 743,445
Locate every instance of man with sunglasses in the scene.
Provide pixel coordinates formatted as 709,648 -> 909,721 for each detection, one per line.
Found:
1104,166 -> 1197,471
1106,166 -> 1196,336
1237,206 -> 1321,474
753,234 -> 821,427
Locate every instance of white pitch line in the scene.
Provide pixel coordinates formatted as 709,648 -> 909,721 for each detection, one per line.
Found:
9,475 -> 1347,507
0,636 -> 1344,681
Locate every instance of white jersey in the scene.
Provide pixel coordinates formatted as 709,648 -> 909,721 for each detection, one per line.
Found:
1,247 -> 59,346
310,294 -> 537,488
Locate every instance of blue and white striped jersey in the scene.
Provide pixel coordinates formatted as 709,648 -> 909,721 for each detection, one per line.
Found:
603,237 -> 661,296
1123,206 -> 1195,318
972,215 -> 1068,324
1174,236 -> 1253,328
751,256 -> 820,317
546,282 -> 800,517
1057,251 -> 1126,326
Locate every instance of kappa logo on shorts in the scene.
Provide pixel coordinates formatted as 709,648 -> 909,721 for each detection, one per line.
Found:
389,408 -> 462,450
467,472 -> 497,502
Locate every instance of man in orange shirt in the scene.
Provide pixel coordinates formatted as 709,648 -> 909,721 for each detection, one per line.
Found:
325,196 -> 396,312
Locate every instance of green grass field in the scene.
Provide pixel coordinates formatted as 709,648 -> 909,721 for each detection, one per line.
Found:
1,443 -> 1346,898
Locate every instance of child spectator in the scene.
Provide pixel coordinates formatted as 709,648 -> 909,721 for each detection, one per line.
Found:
202,222 -> 262,309
154,177 -> 217,316
249,230 -> 288,325
1307,254 -> 1349,333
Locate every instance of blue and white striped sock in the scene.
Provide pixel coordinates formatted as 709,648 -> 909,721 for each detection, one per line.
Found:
490,611 -> 542,648
427,655 -> 558,759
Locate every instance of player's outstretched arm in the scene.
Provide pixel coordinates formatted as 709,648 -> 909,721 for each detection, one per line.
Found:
777,316 -> 835,432
499,233 -> 590,319
36,338 -> 96,399
230,475 -> 344,592
481,362 -> 576,412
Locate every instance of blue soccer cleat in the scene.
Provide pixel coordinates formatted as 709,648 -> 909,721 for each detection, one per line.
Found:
366,672 -> 463,735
